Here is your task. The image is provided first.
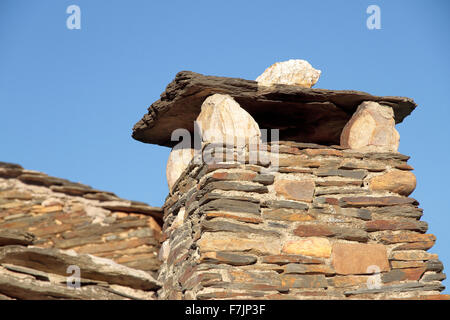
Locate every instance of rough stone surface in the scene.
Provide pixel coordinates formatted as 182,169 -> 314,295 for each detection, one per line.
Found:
166,148 -> 194,192
132,71 -> 416,147
5,120 -> 445,300
331,243 -> 390,275
274,179 -> 315,202
196,94 -> 261,145
282,238 -> 331,258
369,170 -> 417,196
0,230 -> 35,246
0,164 -> 162,276
0,245 -> 160,291
255,59 -> 321,88
340,101 -> 400,152
197,232 -> 281,255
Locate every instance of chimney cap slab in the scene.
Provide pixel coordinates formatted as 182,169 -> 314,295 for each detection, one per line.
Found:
132,71 -> 417,147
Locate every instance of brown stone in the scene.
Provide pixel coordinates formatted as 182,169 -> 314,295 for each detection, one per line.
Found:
365,220 -> 428,233
369,170 -> 416,196
200,198 -> 261,214
331,206 -> 372,220
49,185 -> 92,196
280,274 -> 327,288
31,224 -> 73,237
302,149 -> 343,157
0,246 -> 160,290
293,224 -> 336,238
262,200 -> 309,210
31,205 -> 64,214
316,179 -> 363,187
371,205 -> 423,219
284,263 -> 335,275
0,230 -> 35,246
209,170 -> 257,182
201,218 -> 280,237
277,155 -> 322,168
314,169 -> 367,180
204,211 -> 263,224
393,241 -> 435,251
197,232 -> 281,255
261,255 -> 324,265
274,179 -> 315,202
339,160 -> 386,172
227,270 -> 281,287
394,162 -> 414,171
0,167 -> 22,178
389,250 -> 438,261
279,167 -> 314,174
381,267 -> 426,283
262,208 -> 315,222
282,237 -> 331,258
75,238 -> 154,255
132,71 -> 416,147
340,196 -> 417,207
201,181 -> 269,194
199,251 -> 257,266
331,242 -> 390,275
417,294 -> 450,300
293,224 -> 368,242
0,190 -> 32,200
328,275 -> 369,288
379,233 -> 436,244
391,261 -> 426,269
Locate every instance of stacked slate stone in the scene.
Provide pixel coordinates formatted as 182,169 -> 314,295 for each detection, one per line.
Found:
0,161 -> 162,275
0,229 -> 160,299
157,141 -> 446,300
132,66 -> 448,300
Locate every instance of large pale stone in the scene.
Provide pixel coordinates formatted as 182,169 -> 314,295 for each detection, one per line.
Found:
196,94 -> 261,145
331,242 -> 390,275
166,148 -> 194,192
369,170 -> 416,196
340,101 -> 400,152
282,237 -> 331,258
256,59 -> 321,88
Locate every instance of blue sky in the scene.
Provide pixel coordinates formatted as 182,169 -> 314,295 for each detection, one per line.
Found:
1,0 -> 449,293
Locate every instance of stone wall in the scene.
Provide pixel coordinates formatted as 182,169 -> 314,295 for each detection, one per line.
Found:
158,141 -> 447,300
0,162 -> 162,276
0,229 -> 160,299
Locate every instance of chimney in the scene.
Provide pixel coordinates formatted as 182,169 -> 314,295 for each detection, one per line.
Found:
132,62 -> 447,300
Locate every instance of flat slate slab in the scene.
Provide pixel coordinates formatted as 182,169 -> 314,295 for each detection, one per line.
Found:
132,71 -> 417,147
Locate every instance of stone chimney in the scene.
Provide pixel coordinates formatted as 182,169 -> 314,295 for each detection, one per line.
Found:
132,61 -> 447,300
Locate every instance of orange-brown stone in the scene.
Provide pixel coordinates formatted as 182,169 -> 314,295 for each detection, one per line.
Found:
331,242 -> 390,275
293,224 -> 334,237
328,275 -> 370,288
391,261 -> 426,269
282,237 -> 331,258
365,220 -> 427,232
389,250 -> 438,261
274,179 -> 315,202
204,211 -> 263,224
262,208 -> 315,222
379,233 -> 436,244
303,149 -> 343,157
369,170 -> 416,196
198,232 -> 281,255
